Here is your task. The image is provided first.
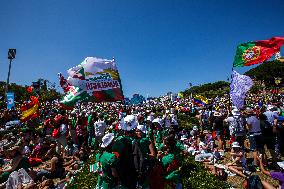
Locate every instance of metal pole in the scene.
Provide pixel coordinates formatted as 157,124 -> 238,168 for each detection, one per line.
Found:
6,59 -> 12,93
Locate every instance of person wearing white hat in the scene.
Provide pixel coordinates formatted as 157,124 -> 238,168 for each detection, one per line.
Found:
95,133 -> 119,189
224,111 -> 239,146
94,114 -> 107,144
100,133 -> 115,148
246,107 -> 263,170
225,142 -> 248,178
163,111 -> 171,129
119,115 -> 138,131
152,117 -> 163,127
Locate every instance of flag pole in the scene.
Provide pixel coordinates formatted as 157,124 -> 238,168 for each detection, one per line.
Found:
113,57 -> 126,108
228,66 -> 233,112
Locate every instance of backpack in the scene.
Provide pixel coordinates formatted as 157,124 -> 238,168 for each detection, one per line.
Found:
132,140 -> 144,177
235,116 -> 246,136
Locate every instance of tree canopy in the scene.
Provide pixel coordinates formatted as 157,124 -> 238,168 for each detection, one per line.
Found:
183,81 -> 230,98
0,79 -> 61,108
244,60 -> 284,87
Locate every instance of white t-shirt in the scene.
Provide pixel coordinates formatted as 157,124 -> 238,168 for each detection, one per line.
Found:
163,115 -> 171,128
225,116 -> 237,136
246,115 -> 261,134
60,124 -> 68,135
264,111 -> 278,125
171,114 -> 178,126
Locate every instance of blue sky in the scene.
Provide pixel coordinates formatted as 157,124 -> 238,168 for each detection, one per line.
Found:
0,0 -> 283,97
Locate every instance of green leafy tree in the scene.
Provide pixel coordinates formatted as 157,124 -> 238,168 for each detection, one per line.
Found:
183,81 -> 230,98
245,60 -> 284,87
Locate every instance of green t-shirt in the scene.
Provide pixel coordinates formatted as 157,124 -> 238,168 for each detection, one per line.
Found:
112,136 -> 132,158
96,152 -> 118,189
154,130 -> 163,147
161,153 -> 180,183
133,137 -> 151,157
71,118 -> 76,130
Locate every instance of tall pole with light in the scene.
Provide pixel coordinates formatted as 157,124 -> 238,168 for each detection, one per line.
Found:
6,49 -> 16,93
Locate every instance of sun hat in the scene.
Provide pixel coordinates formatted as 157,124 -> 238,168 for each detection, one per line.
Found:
192,126 -> 198,131
147,115 -> 154,122
180,135 -> 188,141
137,124 -> 147,133
100,133 -> 115,148
120,115 -> 138,131
232,142 -> 240,148
203,130 -> 209,134
267,105 -> 275,111
232,109 -> 240,116
277,161 -> 284,170
152,117 -> 163,126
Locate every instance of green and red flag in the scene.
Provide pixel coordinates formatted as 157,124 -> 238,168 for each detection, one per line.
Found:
60,57 -> 124,108
233,37 -> 284,67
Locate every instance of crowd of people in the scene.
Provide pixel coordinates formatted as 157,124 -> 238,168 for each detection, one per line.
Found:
0,91 -> 284,189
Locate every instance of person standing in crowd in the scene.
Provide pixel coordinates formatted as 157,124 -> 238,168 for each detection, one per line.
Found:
224,110 -> 238,146
246,108 -> 264,171
69,109 -> 79,144
235,108 -> 246,149
52,115 -> 68,154
95,133 -> 119,189
94,114 -> 107,146
200,107 -> 210,131
213,111 -> 225,151
87,111 -> 97,147
259,105 -> 278,167
160,134 -> 182,189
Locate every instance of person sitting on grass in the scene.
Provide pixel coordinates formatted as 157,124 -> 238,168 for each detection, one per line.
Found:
0,146 -> 31,185
258,154 -> 284,189
225,142 -> 248,178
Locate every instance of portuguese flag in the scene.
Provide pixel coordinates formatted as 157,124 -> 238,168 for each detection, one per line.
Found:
233,37 -> 284,67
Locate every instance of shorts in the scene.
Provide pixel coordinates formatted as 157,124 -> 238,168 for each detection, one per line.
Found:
249,135 -> 264,151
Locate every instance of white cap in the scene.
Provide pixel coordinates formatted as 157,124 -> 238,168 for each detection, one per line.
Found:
100,133 -> 115,148
120,115 -> 138,131
232,142 -> 240,148
193,126 -> 198,131
137,124 -> 147,133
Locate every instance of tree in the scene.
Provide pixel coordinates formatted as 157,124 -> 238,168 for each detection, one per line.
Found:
0,79 -> 61,104
183,81 -> 230,98
245,60 -> 284,87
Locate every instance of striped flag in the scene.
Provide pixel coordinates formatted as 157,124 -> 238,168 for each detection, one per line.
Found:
193,95 -> 208,106
20,96 -> 39,122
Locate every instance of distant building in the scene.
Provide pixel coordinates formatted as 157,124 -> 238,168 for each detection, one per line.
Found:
130,94 -> 145,104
